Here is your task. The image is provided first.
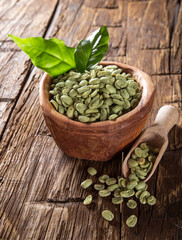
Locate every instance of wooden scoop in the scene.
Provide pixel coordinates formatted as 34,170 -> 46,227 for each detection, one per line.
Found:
122,105 -> 179,182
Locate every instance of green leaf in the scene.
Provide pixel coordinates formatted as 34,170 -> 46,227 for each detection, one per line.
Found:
74,26 -> 109,73
8,35 -> 76,77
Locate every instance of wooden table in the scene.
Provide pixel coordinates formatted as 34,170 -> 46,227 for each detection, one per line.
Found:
0,0 -> 182,239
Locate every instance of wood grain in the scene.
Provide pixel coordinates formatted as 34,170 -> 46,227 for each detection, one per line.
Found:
0,0 -> 182,239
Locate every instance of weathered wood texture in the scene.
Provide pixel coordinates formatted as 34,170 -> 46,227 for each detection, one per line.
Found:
0,0 -> 182,239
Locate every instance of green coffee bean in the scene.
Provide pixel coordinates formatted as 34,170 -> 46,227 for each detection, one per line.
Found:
77,86 -> 90,94
106,84 -> 117,94
69,72 -> 81,78
74,110 -> 78,118
81,179 -> 93,189
113,99 -> 124,105
73,84 -> 79,90
128,159 -> 138,168
102,210 -> 114,221
65,80 -> 74,89
87,167 -> 97,176
99,189 -> 111,197
131,153 -> 137,159
104,98 -> 113,106
141,150 -> 148,158
62,88 -> 70,95
100,77 -> 110,84
139,190 -> 150,204
129,81 -> 140,90
127,86 -> 135,96
101,88 -> 110,94
58,105 -> 64,114
61,95 -> 73,105
136,169 -> 147,177
85,97 -> 91,106
111,69 -> 122,76
109,114 -> 118,120
50,99 -> 58,110
94,184 -> 105,190
56,82 -> 65,88
105,65 -> 118,69
140,162 -> 150,169
95,65 -> 103,71
114,189 -> 122,197
49,90 -> 57,95
126,199 -> 137,209
126,215 -> 137,227
135,190 -> 143,199
126,180 -> 138,190
120,189 -> 135,198
103,93 -> 110,98
134,147 -> 142,157
148,155 -> 156,162
106,178 -> 117,185
147,162 -> 153,173
110,94 -> 122,100
115,79 -> 127,88
136,173 -> 146,180
112,197 -> 123,204
97,70 -> 111,77
85,109 -> 99,114
89,84 -> 100,89
107,184 -> 120,192
78,115 -> 90,123
79,80 -> 88,86
89,117 -> 97,122
131,99 -> 139,108
112,105 -> 123,114
67,105 -> 74,118
75,103 -> 87,114
147,195 -> 156,205
123,99 -> 131,109
82,89 -> 92,98
121,179 -> 128,188
135,181 -> 147,191
99,175 -> 109,183
55,94 -> 62,105
69,89 -> 77,98
100,108 -> 108,121
137,158 -> 145,165
128,173 -> 139,182
118,177 -> 124,188
140,143 -> 149,151
81,73 -> 90,80
83,195 -> 93,205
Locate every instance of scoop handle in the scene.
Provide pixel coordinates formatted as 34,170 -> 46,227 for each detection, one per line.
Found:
154,105 -> 179,137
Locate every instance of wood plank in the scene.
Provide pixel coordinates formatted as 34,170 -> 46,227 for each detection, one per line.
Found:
0,0 -> 58,140
127,0 -> 178,49
146,74 -> 182,150
46,1 -> 94,46
127,48 -> 170,75
0,101 -> 14,136
171,1 -> 182,73
93,1 -> 128,27
84,0 -> 118,9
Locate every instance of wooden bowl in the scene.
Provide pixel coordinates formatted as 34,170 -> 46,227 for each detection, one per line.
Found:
39,61 -> 155,161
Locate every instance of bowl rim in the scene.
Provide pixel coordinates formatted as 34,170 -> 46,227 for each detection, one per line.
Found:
39,61 -> 155,131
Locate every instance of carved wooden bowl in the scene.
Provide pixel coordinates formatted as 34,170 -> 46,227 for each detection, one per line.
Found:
39,61 -> 155,161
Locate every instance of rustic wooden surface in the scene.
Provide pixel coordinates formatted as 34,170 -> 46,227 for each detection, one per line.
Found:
0,0 -> 181,239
